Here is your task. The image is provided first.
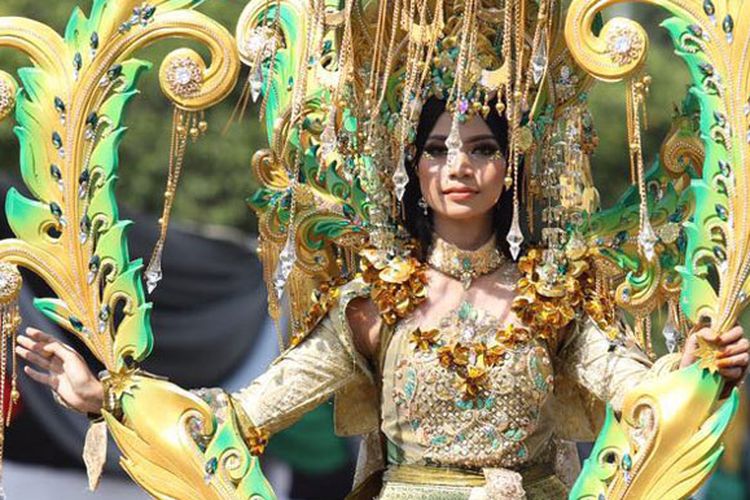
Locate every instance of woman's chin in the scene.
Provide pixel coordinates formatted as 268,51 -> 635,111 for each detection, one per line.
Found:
437,203 -> 490,220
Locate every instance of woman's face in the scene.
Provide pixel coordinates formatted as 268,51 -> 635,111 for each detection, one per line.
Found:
417,112 -> 507,221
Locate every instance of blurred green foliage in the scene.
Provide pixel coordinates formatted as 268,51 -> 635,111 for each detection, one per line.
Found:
0,1 -> 691,232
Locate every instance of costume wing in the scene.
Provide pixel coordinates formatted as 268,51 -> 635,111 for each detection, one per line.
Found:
564,0 -> 749,497
237,0 -> 372,337
0,1 -> 275,498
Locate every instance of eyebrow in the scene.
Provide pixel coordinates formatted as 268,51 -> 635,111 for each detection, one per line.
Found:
425,134 -> 498,144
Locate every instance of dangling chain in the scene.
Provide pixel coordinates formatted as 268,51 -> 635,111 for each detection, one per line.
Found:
144,109 -> 207,293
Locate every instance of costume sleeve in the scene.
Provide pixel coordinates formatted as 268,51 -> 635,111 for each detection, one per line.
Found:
194,280 -> 376,443
555,315 -> 682,412
230,309 -> 370,436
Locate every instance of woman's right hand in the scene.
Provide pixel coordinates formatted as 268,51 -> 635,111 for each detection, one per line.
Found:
16,327 -> 104,415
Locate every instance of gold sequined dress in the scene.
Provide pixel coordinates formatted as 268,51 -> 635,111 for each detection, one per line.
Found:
229,263 -> 680,499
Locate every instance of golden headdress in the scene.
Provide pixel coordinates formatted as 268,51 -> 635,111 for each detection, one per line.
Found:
238,0 -> 598,328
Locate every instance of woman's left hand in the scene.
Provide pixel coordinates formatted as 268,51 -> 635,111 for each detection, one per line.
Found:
680,325 -> 749,394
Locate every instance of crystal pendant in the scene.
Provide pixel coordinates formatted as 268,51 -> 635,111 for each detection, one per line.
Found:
506,207 -> 524,260
445,114 -> 462,171
144,249 -> 163,294
663,318 -> 679,353
392,154 -> 409,201
531,27 -> 548,85
272,232 -> 296,300
319,118 -> 337,158
249,66 -> 263,103
638,218 -> 658,261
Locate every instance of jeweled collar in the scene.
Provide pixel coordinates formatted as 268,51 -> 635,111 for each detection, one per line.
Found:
427,234 -> 505,289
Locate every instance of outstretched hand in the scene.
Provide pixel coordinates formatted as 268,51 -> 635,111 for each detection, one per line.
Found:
16,327 -> 104,415
680,325 -> 749,393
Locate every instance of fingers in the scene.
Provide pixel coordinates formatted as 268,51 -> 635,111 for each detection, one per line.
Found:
25,327 -> 57,344
16,345 -> 56,371
22,327 -> 79,364
719,367 -> 745,382
17,334 -> 54,358
23,365 -> 57,390
719,338 -> 750,358
717,326 -> 744,346
717,352 -> 749,369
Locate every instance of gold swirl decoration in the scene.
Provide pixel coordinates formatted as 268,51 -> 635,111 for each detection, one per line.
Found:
0,3 -> 276,499
0,3 -> 239,369
564,6 -> 649,82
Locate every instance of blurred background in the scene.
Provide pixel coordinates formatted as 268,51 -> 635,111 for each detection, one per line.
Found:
0,1 -> 747,499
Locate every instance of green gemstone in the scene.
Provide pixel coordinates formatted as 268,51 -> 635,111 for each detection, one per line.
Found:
69,316 -> 84,332
621,453 -> 633,471
86,112 -> 98,128
204,457 -> 218,475
703,0 -> 715,16
49,202 -> 63,218
88,255 -> 100,271
90,32 -> 99,50
73,52 -> 82,72
714,246 -> 727,261
107,64 -> 123,81
715,204 -> 728,221
723,14 -> 734,34
52,132 -> 63,149
461,257 -> 472,271
49,164 -> 62,180
54,97 -> 65,114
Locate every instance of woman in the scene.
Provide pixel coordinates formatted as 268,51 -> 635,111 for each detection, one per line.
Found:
16,99 -> 750,498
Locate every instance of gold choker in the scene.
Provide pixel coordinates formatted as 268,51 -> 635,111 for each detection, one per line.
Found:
427,235 -> 504,289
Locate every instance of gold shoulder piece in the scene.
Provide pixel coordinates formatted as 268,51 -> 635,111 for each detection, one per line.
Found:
359,247 -> 428,325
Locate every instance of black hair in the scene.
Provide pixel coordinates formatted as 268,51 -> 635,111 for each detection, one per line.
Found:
401,97 -> 522,260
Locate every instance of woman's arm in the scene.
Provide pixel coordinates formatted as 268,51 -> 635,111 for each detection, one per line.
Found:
230,301 -> 376,435
16,327 -> 103,414
557,317 -> 748,411
17,283 -> 381,439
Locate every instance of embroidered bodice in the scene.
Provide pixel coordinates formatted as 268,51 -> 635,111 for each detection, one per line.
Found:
381,302 -> 555,470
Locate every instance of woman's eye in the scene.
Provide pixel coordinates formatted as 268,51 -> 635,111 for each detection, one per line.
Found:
472,145 -> 500,157
424,145 -> 448,158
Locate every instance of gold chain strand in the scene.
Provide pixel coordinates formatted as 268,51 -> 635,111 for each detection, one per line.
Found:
144,108 -> 202,293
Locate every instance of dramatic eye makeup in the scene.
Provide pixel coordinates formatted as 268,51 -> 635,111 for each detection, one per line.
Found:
422,134 -> 501,160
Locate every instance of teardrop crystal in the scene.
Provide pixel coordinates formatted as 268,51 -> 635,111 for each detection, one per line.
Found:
392,155 -> 409,201
506,208 -> 524,261
638,218 -> 658,261
531,27 -> 548,85
249,67 -> 263,103
272,232 -> 296,300
144,250 -> 163,294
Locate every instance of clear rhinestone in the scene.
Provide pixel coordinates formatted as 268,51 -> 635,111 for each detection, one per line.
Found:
531,27 -> 548,85
506,212 -> 524,261
613,35 -> 632,54
638,218 -> 658,261
249,67 -> 263,103
174,67 -> 193,86
273,232 -> 296,300
392,155 -> 409,201
663,319 -> 679,353
319,122 -> 337,158
144,252 -> 163,294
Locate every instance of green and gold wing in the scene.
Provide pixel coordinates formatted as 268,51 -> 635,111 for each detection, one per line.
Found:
564,0 -> 750,497
0,1 -> 275,498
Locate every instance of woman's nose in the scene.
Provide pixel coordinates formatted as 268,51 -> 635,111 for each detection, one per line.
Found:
448,151 -> 473,177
